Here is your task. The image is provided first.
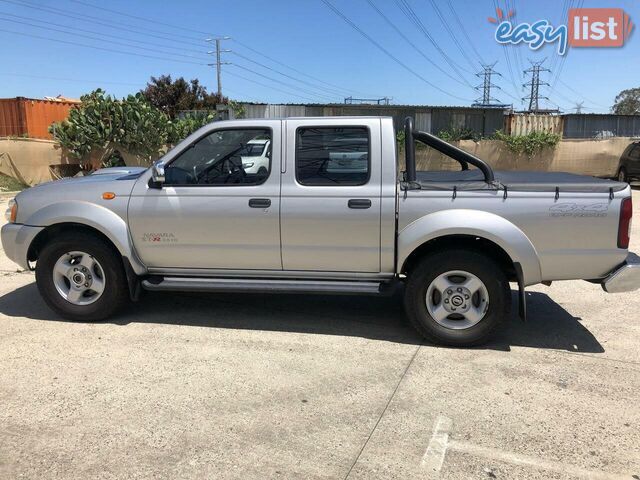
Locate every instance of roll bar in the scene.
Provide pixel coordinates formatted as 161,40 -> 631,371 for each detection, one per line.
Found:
403,117 -> 495,184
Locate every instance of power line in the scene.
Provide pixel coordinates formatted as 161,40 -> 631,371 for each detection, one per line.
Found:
0,15 -> 209,62
319,0 -> 472,102
425,0 -> 478,71
0,72 -> 142,86
444,0 -> 485,65
225,70 -> 324,103
66,0 -> 216,38
0,26 -> 207,65
364,0 -> 473,89
70,0 -> 367,98
556,78 -> 609,108
0,0 -> 207,48
491,0 -> 521,100
0,10 -> 208,55
232,39 -> 371,97
230,51 -> 348,97
59,0 -> 378,100
230,63 -> 337,102
394,0 -> 475,81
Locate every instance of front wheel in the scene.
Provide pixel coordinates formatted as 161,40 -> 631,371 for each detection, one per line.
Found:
617,167 -> 628,183
35,232 -> 129,321
404,249 -> 511,347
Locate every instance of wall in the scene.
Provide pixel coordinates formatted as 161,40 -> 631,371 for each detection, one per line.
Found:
0,98 -> 78,139
0,138 -> 80,186
415,137 -> 632,178
563,114 -> 640,139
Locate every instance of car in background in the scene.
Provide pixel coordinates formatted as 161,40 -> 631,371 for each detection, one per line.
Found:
240,138 -> 271,175
616,141 -> 640,183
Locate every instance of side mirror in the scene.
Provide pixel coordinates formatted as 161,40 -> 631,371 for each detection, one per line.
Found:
150,160 -> 165,188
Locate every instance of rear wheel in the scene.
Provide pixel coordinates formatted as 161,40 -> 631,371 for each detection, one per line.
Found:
404,249 -> 510,347
35,232 -> 129,321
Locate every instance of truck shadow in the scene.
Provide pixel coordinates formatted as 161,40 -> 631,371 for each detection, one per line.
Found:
0,283 -> 604,353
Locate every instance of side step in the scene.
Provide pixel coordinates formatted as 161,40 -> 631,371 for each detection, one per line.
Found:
141,277 -> 395,296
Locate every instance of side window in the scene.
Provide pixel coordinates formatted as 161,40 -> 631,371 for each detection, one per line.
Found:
165,128 -> 271,186
296,127 -> 369,186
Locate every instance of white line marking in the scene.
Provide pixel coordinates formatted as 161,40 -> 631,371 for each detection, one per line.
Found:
421,415 -> 453,473
448,440 -> 632,480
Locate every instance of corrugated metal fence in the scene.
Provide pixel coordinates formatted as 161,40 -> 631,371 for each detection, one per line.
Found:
563,114 -> 640,138
241,103 -> 505,137
0,97 -> 78,139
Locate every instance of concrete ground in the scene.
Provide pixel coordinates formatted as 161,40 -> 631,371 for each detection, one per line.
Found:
0,191 -> 639,480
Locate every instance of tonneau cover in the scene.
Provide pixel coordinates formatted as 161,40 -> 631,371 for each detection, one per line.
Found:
415,170 -> 627,193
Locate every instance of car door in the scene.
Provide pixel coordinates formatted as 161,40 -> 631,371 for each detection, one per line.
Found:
280,118 -> 382,273
128,120 -> 282,271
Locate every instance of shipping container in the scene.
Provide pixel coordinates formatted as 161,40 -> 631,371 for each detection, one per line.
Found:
0,97 -> 79,139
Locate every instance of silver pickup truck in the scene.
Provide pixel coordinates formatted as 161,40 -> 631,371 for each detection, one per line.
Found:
2,116 -> 639,346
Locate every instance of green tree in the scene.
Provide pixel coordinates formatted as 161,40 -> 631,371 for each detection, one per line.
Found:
141,75 -> 227,118
612,87 -> 640,115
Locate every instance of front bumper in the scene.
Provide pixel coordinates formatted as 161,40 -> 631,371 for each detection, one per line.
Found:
601,252 -> 640,293
1,223 -> 44,271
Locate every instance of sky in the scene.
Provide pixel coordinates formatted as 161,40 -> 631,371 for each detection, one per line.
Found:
0,0 -> 638,113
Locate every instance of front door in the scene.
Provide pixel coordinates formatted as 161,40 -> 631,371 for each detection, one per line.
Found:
128,120 -> 282,270
280,118 -> 382,273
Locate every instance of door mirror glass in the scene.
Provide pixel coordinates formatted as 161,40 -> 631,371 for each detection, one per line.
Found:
151,160 -> 166,184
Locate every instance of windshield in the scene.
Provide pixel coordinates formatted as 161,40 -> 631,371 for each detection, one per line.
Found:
238,143 -> 267,157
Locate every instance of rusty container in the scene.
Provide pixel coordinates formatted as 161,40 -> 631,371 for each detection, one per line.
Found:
0,97 -> 79,139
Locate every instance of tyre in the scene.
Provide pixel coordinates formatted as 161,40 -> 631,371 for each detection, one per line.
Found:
617,167 -> 628,183
404,249 -> 510,347
35,232 -> 129,321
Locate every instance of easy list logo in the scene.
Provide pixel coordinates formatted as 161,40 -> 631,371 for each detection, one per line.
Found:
490,7 -> 633,56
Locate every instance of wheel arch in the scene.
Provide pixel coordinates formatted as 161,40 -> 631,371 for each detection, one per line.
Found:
24,202 -> 146,275
397,209 -> 542,286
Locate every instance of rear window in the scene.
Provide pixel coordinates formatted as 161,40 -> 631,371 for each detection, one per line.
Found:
295,127 -> 370,186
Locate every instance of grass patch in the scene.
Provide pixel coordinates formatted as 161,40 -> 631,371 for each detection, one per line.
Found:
0,173 -> 28,192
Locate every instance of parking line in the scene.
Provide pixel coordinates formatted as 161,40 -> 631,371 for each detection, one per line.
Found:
448,440 -> 631,480
421,415 -> 453,473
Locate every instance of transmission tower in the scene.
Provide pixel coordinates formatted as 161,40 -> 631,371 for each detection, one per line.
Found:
523,59 -> 551,113
573,101 -> 584,114
472,63 -> 504,107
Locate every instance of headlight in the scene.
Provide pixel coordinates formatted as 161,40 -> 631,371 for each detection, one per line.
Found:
4,198 -> 17,223
242,162 -> 254,168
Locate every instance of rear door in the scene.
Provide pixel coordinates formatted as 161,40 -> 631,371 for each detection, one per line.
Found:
280,118 -> 382,273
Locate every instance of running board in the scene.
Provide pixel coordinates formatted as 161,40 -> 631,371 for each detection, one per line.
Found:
141,277 -> 395,296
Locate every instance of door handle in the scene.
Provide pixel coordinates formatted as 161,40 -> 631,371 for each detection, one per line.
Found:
348,199 -> 372,209
248,198 -> 271,208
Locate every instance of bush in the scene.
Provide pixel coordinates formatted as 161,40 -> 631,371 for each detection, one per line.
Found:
437,127 -> 480,142
50,89 -> 171,166
50,89 -> 225,168
493,130 -> 561,156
